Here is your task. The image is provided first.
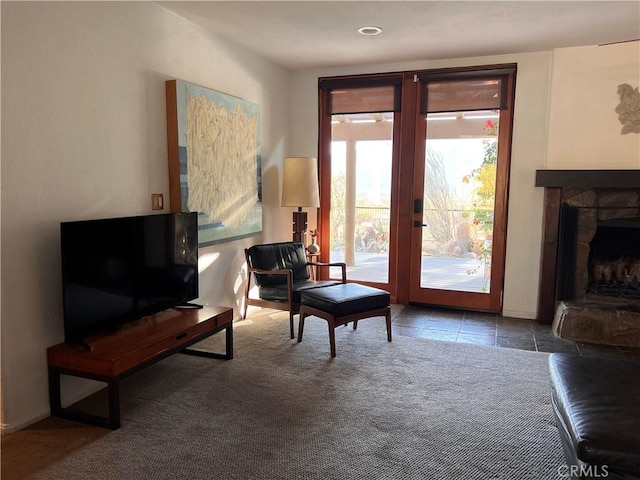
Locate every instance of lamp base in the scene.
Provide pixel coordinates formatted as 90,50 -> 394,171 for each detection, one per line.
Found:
292,210 -> 307,243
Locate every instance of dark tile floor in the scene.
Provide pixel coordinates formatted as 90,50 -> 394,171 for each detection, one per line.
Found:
392,305 -> 640,360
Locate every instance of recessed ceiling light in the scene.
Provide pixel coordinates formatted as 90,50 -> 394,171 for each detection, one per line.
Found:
357,26 -> 383,36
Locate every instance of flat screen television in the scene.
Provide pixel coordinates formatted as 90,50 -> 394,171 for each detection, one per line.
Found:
61,212 -> 199,346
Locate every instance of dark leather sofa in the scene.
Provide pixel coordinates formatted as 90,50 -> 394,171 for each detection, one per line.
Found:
549,353 -> 640,480
242,241 -> 346,338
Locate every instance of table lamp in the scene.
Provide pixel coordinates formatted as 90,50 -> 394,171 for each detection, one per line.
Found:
281,157 -> 320,242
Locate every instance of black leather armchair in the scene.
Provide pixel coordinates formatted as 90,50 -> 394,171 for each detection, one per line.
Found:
243,241 -> 346,338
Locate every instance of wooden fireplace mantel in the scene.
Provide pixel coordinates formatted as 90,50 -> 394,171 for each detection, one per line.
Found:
535,169 -> 640,188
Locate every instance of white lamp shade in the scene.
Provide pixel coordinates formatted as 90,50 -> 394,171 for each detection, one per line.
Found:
281,157 -> 320,208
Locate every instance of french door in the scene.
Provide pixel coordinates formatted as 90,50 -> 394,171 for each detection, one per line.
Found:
408,68 -> 516,311
318,76 -> 402,292
319,65 -> 516,312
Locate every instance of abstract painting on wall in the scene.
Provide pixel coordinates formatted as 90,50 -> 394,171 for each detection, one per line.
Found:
166,79 -> 262,247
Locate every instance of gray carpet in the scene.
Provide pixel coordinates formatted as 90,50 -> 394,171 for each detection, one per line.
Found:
29,309 -> 565,479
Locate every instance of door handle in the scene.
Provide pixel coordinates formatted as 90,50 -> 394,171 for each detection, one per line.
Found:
413,221 -> 428,227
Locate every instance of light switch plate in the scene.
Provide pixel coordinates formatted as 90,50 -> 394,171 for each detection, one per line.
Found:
151,194 -> 164,210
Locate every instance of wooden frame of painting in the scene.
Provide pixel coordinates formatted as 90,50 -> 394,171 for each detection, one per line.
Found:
166,79 -> 262,247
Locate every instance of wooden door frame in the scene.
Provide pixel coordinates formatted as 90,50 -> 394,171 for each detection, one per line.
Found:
395,73 -> 419,304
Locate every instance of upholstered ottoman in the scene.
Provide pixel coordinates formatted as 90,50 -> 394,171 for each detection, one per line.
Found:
298,283 -> 391,357
548,353 -> 640,480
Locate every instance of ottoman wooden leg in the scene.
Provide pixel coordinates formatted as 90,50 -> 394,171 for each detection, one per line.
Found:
385,308 -> 392,342
328,318 -> 337,357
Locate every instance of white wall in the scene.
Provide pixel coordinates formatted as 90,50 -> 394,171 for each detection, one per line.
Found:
291,52 -> 553,320
1,2 -> 291,431
546,43 -> 640,169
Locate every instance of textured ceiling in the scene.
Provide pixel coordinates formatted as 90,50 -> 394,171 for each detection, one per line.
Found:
158,1 -> 640,69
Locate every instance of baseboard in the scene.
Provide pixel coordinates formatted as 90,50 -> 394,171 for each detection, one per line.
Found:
502,308 -> 537,320
1,382 -> 103,434
1,408 -> 50,434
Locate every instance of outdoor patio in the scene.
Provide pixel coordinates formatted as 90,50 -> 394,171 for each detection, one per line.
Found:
329,251 -> 490,294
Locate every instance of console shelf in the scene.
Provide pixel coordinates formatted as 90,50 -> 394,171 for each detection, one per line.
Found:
47,305 -> 233,429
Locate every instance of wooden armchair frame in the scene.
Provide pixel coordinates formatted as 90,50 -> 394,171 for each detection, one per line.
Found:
243,248 -> 346,338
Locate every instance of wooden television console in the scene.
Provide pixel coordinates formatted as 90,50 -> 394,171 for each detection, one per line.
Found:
47,305 -> 233,429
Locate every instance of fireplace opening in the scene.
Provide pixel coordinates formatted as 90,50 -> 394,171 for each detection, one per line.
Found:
588,220 -> 640,300
555,203 -> 640,303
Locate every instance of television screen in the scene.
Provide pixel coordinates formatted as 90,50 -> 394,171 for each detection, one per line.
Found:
61,212 -> 199,345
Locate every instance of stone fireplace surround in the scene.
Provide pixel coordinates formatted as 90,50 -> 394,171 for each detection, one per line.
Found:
535,169 -> 640,347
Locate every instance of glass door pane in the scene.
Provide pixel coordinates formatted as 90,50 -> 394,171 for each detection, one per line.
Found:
420,110 -> 498,293
329,113 -> 393,284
